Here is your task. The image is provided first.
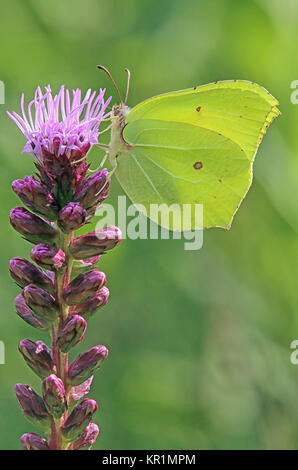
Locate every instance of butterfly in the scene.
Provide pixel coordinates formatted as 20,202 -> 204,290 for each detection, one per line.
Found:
97,66 -> 280,231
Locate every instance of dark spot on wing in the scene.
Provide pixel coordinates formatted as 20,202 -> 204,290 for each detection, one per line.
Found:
193,161 -> 203,170
196,106 -> 201,112
218,179 -> 222,182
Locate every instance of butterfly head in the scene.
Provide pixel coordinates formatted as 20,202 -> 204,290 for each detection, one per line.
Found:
112,102 -> 130,122
97,65 -> 134,154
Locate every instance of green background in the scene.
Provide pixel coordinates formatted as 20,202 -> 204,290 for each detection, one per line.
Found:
0,0 -> 298,450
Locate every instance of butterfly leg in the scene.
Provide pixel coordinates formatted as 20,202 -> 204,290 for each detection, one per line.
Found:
93,164 -> 117,197
88,151 -> 110,173
107,165 -> 117,179
99,123 -> 112,136
70,144 -> 97,166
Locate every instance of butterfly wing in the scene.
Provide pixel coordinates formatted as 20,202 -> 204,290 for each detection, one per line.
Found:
115,80 -> 280,230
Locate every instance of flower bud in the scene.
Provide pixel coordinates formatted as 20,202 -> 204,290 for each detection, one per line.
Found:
9,257 -> 54,294
45,270 -> 55,285
69,377 -> 93,407
31,244 -> 65,270
70,287 -> 109,320
56,315 -> 87,353
71,256 -> 100,276
70,227 -> 122,260
12,176 -> 58,221
42,374 -> 67,418
19,339 -> 54,378
69,423 -> 99,450
15,294 -> 49,330
20,433 -> 50,450
73,169 -> 109,211
63,270 -> 106,306
68,345 -> 108,386
61,398 -> 98,441
15,384 -> 51,432
58,202 -> 87,232
9,207 -> 58,244
22,284 -> 58,321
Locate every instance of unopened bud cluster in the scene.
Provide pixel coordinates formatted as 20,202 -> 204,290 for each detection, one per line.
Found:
9,86 -> 121,450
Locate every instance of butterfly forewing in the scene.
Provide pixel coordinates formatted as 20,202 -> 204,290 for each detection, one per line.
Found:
116,80 -> 280,230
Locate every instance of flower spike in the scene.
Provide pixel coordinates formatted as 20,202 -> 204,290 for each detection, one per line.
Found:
8,83 -> 121,450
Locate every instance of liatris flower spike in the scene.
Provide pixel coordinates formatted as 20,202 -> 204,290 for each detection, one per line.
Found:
8,85 -> 121,450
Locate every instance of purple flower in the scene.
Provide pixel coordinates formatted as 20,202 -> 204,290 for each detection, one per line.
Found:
7,86 -> 111,162
58,202 -> 87,232
22,284 -> 58,321
63,270 -> 106,306
71,256 -> 101,276
12,176 -> 58,221
70,227 -> 122,259
15,294 -> 49,331
19,339 -> 54,378
73,169 -> 110,211
70,287 -> 110,320
69,377 -> 93,407
61,398 -> 98,441
9,207 -> 58,244
68,345 -> 108,386
9,79 -> 123,450
69,423 -> 99,450
9,257 -> 54,294
42,374 -> 67,418
56,315 -> 87,353
20,433 -> 50,450
15,384 -> 51,432
30,243 -> 66,270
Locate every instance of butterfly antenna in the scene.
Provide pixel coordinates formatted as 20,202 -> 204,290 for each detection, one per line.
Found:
97,65 -> 123,105
124,68 -> 131,104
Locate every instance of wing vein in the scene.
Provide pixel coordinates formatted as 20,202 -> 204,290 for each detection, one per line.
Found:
136,148 -> 246,200
136,149 -> 207,185
131,153 -> 163,200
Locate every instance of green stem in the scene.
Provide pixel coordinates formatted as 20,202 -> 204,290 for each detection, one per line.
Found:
48,230 -> 74,450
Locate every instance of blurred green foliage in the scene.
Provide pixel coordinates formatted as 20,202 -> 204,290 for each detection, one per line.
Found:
0,0 -> 298,450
